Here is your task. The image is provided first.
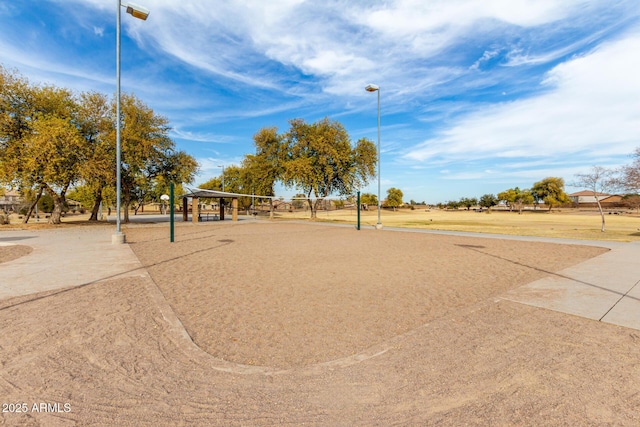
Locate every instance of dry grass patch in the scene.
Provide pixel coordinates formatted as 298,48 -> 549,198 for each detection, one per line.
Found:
272,208 -> 640,241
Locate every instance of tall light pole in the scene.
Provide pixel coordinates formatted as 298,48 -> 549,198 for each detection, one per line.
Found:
113,1 -> 149,244
365,83 -> 382,229
218,164 -> 225,191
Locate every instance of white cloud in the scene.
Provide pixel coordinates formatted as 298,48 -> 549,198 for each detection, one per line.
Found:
470,49 -> 501,70
171,129 -> 236,145
404,31 -> 640,164
357,0 -> 588,45
32,0 -> 610,102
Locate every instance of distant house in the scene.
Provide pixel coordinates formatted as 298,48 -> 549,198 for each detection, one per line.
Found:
0,190 -> 22,213
568,191 -> 624,208
273,200 -> 293,211
599,194 -> 624,205
568,190 -> 610,204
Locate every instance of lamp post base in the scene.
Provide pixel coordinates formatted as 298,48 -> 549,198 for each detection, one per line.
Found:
375,223 -> 383,230
112,232 -> 126,244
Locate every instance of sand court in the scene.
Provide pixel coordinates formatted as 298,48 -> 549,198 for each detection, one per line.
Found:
124,222 -> 609,369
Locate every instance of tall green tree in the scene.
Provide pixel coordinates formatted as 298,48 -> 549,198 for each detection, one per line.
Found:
219,165 -> 253,209
243,127 -> 286,218
478,194 -> 498,210
514,188 -> 534,214
0,67 -> 86,223
497,189 -> 517,211
498,187 -> 534,214
117,93 -> 197,222
200,177 -> 222,191
446,200 -> 461,209
459,197 -> 478,210
76,91 -> 114,221
386,187 -> 404,211
0,67 -> 38,220
1,67 -> 197,223
25,114 -> 86,223
360,193 -> 377,209
0,67 -> 31,186
282,117 -> 376,218
531,177 -> 570,211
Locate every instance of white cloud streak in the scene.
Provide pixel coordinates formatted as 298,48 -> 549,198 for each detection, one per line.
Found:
46,0 -> 599,96
403,32 -> 640,163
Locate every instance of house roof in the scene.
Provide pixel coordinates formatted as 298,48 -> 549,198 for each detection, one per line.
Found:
568,190 -> 610,197
600,195 -> 623,202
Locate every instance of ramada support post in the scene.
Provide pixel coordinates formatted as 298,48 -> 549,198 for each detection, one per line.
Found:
232,198 -> 238,221
192,197 -> 199,223
182,197 -> 188,221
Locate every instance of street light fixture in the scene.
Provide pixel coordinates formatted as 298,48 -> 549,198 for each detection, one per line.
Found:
113,1 -> 149,244
365,83 -> 382,229
125,3 -> 149,20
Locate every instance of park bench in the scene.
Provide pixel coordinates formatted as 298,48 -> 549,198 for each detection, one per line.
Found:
198,212 -> 220,221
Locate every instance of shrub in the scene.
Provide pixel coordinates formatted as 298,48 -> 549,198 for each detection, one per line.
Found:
37,194 -> 54,213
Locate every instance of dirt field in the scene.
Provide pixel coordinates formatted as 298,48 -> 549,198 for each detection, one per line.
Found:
1,221 -> 640,426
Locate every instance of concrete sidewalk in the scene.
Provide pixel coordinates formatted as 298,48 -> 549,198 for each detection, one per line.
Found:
1,224 -> 639,331
500,241 -> 640,330
0,226 -> 147,300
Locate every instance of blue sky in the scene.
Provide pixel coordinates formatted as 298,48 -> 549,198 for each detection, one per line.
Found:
1,1 -> 639,203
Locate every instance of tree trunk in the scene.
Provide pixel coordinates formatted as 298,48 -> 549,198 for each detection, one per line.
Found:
307,197 -> 316,219
596,199 -> 605,232
122,178 -> 133,223
269,198 -> 274,219
123,194 -> 131,223
48,185 -> 68,225
23,186 -> 44,224
123,202 -> 130,223
49,198 -> 63,224
89,187 -> 103,221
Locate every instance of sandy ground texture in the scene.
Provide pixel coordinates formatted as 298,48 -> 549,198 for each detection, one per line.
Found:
0,245 -> 32,264
1,221 -> 640,426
